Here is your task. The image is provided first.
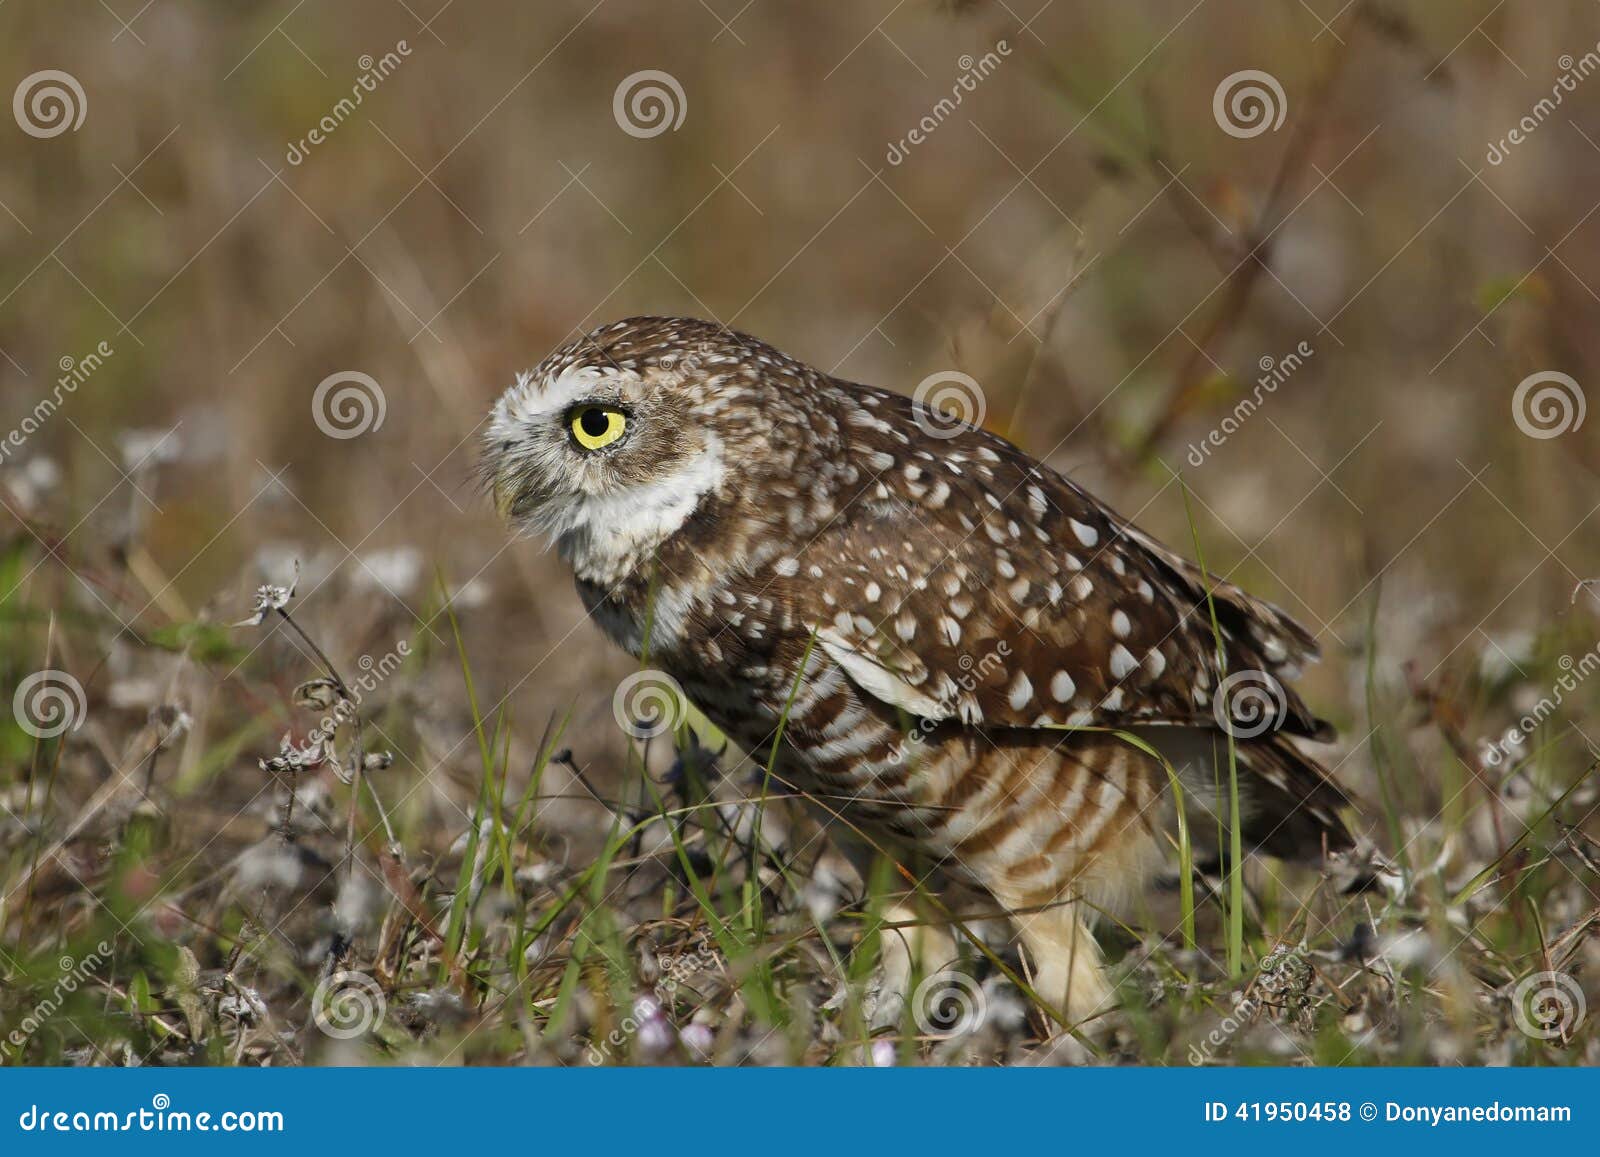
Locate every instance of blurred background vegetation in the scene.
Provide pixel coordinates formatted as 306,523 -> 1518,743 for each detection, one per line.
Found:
1,0 -> 1597,1065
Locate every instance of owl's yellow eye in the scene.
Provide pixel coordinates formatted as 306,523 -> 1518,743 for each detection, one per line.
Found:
569,405 -> 628,450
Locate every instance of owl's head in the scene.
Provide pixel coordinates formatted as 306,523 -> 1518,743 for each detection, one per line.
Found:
482,317 -> 812,579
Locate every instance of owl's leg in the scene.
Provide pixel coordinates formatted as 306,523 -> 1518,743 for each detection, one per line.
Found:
871,893 -> 959,1031
1006,899 -> 1115,1030
815,823 -> 962,1030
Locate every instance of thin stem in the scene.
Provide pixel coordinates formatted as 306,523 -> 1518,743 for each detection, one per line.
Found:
275,606 -> 368,891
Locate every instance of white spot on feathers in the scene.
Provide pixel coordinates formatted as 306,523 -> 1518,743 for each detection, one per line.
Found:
1008,672 -> 1034,711
1050,670 -> 1076,702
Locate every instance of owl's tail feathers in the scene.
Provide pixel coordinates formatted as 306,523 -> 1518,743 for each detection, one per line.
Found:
1232,736 -> 1355,857
1155,732 -> 1397,894
1139,727 -> 1398,894
1230,737 -> 1399,895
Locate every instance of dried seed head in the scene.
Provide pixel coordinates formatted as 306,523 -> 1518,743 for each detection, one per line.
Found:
294,678 -> 342,711
236,561 -> 300,627
259,731 -> 327,775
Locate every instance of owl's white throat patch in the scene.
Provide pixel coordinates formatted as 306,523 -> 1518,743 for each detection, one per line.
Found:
556,438 -> 726,587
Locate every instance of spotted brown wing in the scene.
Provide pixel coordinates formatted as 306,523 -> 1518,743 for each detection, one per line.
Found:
791,387 -> 1330,742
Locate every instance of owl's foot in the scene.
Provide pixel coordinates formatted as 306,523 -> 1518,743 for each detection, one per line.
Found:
867,896 -> 959,1033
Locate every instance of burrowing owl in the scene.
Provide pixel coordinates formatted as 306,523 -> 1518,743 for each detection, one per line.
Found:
484,316 -> 1354,1027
